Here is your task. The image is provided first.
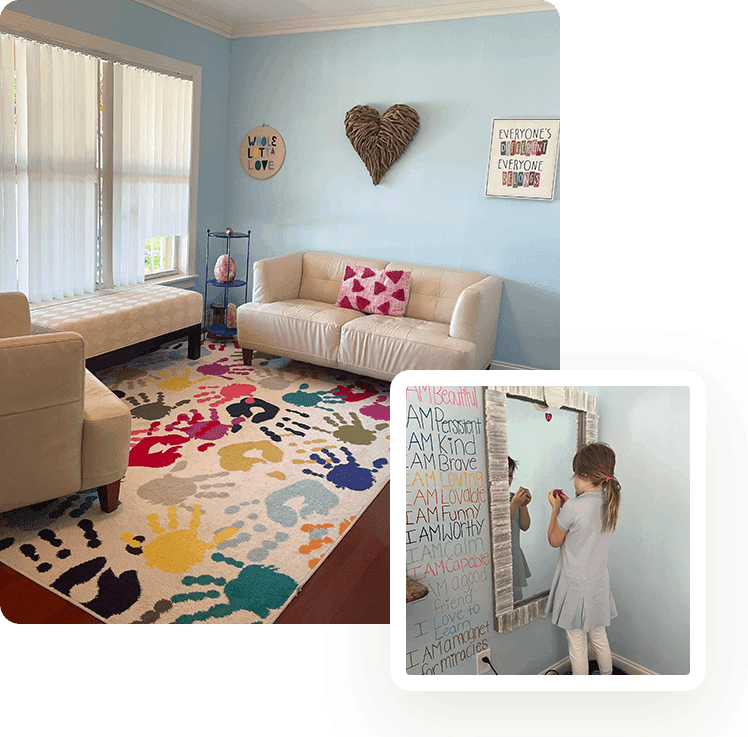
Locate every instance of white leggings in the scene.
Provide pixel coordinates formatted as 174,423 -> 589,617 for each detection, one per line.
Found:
566,626 -> 613,675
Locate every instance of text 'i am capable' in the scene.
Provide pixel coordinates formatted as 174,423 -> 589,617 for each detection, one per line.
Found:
405,386 -> 490,674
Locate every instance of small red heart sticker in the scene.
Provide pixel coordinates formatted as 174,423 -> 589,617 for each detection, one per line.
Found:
545,413 -> 552,422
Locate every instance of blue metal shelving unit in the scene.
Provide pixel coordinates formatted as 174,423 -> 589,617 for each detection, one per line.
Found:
204,229 -> 251,341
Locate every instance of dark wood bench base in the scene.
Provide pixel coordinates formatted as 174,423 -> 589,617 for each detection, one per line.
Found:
86,323 -> 202,373
242,348 -> 254,366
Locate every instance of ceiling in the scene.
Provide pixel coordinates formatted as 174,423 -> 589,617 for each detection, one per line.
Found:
131,0 -> 555,38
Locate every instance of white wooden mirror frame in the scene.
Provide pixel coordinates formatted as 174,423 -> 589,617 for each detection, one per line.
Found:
484,386 -> 598,632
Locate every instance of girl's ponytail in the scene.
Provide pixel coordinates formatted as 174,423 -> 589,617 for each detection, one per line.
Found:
572,442 -> 622,533
602,476 -> 621,533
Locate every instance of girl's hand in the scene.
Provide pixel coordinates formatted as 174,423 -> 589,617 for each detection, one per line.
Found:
517,486 -> 532,506
548,489 -> 568,510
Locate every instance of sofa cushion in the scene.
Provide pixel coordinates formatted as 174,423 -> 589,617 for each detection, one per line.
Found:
338,314 -> 477,379
335,264 -> 412,317
236,299 -> 360,368
386,262 -> 487,324
299,252 -> 388,305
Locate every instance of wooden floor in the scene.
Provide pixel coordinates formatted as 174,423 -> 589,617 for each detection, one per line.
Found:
0,482 -> 390,625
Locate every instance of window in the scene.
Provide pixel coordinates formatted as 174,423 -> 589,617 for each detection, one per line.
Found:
0,16 -> 199,303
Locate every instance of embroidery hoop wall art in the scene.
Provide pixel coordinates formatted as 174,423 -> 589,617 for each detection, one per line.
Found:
485,118 -> 559,201
240,125 -> 285,179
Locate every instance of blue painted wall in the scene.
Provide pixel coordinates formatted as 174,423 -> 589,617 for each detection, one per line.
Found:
5,0 -> 230,295
597,385 -> 691,676
224,12 -> 560,369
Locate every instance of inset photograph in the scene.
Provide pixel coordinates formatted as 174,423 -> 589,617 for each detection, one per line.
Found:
392,371 -> 704,690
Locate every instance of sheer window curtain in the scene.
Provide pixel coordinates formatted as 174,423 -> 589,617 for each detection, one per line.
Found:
1,35 -> 16,292
110,63 -> 191,289
1,34 -> 193,300
0,34 -> 98,302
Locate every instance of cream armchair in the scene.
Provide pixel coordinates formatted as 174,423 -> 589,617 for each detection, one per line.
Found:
0,292 -> 131,514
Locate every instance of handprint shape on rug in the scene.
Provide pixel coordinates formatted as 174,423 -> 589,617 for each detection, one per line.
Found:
282,383 -> 347,409
298,515 -> 356,570
303,447 -> 388,491
213,500 -> 291,563
1,522 -> 141,619
121,505 -> 239,575
135,460 -> 235,506
125,391 -> 191,421
0,489 -> 101,531
170,554 -> 298,623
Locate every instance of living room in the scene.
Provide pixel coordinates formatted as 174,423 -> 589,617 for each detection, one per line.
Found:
0,0 -> 559,626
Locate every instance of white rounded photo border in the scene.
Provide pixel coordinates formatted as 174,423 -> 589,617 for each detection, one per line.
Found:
390,368 -> 706,692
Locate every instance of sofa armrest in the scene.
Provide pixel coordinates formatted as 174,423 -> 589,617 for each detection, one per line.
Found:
0,291 -> 31,338
449,276 -> 503,368
253,252 -> 304,303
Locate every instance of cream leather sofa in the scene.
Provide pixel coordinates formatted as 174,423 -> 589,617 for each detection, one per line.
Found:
236,252 -> 502,381
0,292 -> 131,514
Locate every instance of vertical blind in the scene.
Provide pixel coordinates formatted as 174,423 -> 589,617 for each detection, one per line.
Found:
0,32 -> 193,301
1,33 -> 98,301
111,63 -> 192,288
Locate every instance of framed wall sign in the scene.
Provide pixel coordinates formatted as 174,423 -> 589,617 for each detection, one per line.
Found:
485,118 -> 559,200
240,125 -> 285,179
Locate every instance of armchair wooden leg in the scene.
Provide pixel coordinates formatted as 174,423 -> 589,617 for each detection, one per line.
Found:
242,348 -> 254,366
97,480 -> 121,513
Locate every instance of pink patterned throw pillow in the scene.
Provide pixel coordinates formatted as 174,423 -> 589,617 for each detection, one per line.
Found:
335,264 -> 411,316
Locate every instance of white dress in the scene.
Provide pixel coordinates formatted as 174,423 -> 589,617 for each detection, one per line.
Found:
545,490 -> 617,631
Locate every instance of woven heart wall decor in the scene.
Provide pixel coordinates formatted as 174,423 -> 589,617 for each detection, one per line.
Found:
344,104 -> 420,185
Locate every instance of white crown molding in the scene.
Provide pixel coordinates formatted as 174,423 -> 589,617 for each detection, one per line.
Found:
233,0 -> 556,38
130,0 -> 555,40
131,0 -> 234,38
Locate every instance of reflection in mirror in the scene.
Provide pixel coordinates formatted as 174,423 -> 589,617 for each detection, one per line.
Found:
507,397 -> 578,605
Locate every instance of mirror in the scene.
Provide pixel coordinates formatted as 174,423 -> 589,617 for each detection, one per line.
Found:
506,396 -> 578,604
485,386 -> 598,632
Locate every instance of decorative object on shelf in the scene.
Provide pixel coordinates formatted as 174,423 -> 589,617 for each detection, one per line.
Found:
240,125 -> 285,179
213,253 -> 237,283
204,229 -> 250,341
485,118 -> 560,200
208,301 -> 227,337
344,104 -> 419,185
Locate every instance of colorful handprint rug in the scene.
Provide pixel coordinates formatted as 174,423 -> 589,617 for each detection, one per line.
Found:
0,340 -> 390,623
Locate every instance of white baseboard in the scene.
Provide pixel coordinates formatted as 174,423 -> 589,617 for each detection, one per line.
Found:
608,652 -> 658,675
490,360 -> 537,370
539,651 -> 658,675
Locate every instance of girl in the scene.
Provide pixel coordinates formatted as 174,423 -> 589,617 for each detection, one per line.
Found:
508,457 -> 531,602
545,442 -> 621,675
